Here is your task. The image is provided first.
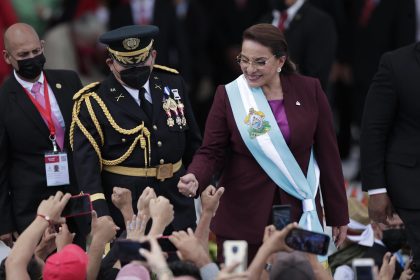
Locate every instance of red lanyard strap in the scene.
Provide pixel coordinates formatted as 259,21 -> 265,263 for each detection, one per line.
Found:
22,74 -> 56,137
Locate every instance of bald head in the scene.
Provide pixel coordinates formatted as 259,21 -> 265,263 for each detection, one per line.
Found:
4,23 -> 40,52
3,23 -> 45,81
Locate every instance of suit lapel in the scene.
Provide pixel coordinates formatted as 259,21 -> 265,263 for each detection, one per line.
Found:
281,75 -> 297,150
102,75 -> 149,123
44,71 -> 72,130
10,76 -> 50,137
287,3 -> 305,33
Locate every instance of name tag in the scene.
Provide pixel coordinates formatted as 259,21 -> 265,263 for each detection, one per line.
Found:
44,152 -> 70,187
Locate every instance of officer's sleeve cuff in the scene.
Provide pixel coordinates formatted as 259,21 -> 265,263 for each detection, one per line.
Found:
368,188 -> 387,195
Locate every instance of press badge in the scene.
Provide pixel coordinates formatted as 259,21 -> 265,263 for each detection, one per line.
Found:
44,152 -> 70,186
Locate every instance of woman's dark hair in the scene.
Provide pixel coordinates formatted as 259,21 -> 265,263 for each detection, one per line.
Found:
243,23 -> 297,74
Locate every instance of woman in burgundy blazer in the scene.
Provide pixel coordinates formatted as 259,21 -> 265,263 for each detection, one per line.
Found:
178,24 -> 348,261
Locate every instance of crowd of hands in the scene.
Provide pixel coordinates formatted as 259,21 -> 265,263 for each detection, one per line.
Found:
3,185 -> 408,280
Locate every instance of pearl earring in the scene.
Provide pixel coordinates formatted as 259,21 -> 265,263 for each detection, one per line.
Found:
277,67 -> 282,73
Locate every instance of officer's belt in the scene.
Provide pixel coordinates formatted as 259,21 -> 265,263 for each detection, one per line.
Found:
103,160 -> 182,181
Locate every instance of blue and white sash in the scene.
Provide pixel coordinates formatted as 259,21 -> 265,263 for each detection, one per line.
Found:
226,75 -> 323,235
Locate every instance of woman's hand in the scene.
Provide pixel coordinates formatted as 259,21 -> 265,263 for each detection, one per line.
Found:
177,173 -> 198,198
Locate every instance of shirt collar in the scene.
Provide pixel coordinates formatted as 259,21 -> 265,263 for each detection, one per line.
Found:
14,70 -> 44,91
273,0 -> 305,21
286,0 -> 305,21
122,79 -> 152,103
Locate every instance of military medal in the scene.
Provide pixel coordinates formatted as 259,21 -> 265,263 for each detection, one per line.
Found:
168,98 -> 181,125
162,99 -> 174,127
162,86 -> 175,127
171,89 -> 186,126
177,101 -> 187,126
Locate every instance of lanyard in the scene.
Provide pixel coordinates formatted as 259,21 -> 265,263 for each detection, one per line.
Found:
23,74 -> 59,152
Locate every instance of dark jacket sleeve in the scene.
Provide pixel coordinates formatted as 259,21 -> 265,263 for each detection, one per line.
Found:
72,98 -> 110,217
187,85 -> 230,192
360,53 -> 397,191
313,79 -> 349,226
0,105 -> 14,234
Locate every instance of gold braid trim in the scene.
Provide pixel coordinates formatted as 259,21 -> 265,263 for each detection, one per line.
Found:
90,94 -> 146,135
71,91 -> 152,169
85,96 -> 104,146
154,64 -> 179,74
73,82 -> 100,101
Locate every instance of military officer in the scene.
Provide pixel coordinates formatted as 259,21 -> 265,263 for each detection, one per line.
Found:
70,25 -> 202,232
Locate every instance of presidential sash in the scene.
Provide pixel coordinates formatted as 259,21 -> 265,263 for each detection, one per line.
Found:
226,75 -> 323,236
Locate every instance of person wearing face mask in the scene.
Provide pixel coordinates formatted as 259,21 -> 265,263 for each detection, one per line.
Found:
178,23 -> 348,263
70,25 -> 201,233
0,23 -> 84,246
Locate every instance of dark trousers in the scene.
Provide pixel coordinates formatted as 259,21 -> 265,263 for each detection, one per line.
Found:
395,207 -> 420,280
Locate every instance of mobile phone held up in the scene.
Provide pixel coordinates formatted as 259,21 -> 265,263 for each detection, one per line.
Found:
61,193 -> 93,218
114,239 -> 150,264
272,204 -> 291,230
352,258 -> 375,280
285,227 -> 330,255
223,240 -> 248,273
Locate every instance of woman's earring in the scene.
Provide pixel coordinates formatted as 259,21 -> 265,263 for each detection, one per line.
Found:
277,67 -> 282,73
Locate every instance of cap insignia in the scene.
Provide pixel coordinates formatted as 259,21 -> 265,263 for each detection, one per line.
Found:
122,38 -> 140,50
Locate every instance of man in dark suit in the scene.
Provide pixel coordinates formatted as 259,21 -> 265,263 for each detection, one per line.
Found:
108,0 -> 192,84
361,43 -> 420,279
262,0 -> 337,91
0,23 -> 83,246
70,25 -> 201,232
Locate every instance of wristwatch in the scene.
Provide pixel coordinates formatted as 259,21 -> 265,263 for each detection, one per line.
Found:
264,262 -> 272,272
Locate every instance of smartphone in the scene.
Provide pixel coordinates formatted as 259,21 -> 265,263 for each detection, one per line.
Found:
61,194 -> 93,218
223,240 -> 248,273
272,204 -> 291,230
285,227 -> 330,255
352,258 -> 375,280
114,239 -> 150,264
158,236 -> 177,252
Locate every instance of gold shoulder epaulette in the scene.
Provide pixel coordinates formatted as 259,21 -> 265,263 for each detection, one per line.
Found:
73,82 -> 100,100
154,64 -> 179,74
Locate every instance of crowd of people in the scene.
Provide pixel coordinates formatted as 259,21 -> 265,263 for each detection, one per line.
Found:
0,0 -> 419,279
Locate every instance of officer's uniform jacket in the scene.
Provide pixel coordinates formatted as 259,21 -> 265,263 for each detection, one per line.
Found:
71,65 -> 202,230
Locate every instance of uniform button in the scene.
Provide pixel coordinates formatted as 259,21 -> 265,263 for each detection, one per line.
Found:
121,138 -> 126,143
153,125 -> 158,130
159,159 -> 165,164
157,141 -> 162,147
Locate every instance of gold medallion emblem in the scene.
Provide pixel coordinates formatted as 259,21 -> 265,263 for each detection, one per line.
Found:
122,38 -> 140,50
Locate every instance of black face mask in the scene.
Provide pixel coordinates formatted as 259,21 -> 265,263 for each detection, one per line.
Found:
15,53 -> 46,80
119,65 -> 151,90
270,0 -> 288,12
382,229 -> 408,252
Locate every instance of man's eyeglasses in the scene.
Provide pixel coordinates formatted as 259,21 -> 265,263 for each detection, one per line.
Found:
236,54 -> 276,68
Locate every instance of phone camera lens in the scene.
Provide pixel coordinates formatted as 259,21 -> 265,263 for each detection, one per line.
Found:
232,246 -> 238,253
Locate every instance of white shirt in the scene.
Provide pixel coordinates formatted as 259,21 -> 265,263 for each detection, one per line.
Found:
122,79 -> 153,106
272,0 -> 305,30
14,71 -> 65,129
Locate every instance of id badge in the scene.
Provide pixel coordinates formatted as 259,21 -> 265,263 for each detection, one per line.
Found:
44,152 -> 70,187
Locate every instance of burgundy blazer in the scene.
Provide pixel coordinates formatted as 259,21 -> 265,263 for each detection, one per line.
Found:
188,73 -> 349,244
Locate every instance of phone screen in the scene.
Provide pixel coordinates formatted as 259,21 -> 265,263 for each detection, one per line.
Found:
115,239 -> 150,264
285,228 -> 330,255
61,194 -> 92,218
355,266 -> 374,280
272,204 -> 291,230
